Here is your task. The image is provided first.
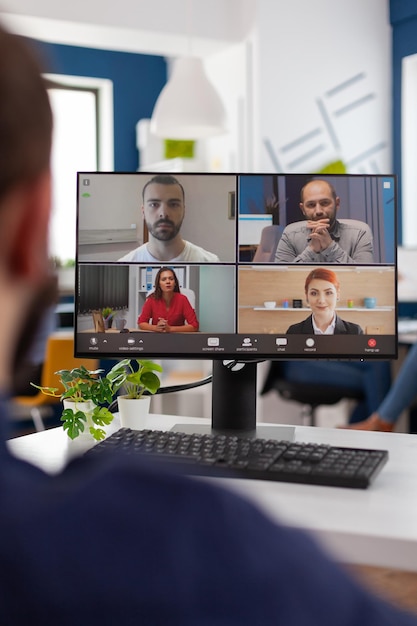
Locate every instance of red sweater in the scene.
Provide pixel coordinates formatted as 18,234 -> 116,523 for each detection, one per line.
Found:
138,292 -> 199,330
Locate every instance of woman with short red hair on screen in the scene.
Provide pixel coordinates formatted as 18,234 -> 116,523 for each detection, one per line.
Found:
286,267 -> 363,335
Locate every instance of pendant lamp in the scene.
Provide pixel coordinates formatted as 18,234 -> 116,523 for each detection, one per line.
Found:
150,56 -> 227,140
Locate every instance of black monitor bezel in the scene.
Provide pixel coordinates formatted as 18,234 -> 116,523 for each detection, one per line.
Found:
74,171 -> 398,363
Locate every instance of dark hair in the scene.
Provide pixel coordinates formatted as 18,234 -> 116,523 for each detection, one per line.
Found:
0,24 -> 56,382
300,179 -> 337,204
0,25 -> 53,203
142,175 -> 185,202
151,266 -> 180,300
304,268 -> 340,293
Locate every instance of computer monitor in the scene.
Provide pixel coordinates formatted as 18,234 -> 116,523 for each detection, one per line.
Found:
75,172 -> 397,434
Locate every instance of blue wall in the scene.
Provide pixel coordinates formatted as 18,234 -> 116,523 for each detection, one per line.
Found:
389,0 -> 417,243
29,39 -> 167,171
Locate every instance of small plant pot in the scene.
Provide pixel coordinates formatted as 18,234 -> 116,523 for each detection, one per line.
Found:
62,399 -> 95,436
118,395 -> 151,430
115,318 -> 127,330
62,399 -> 96,457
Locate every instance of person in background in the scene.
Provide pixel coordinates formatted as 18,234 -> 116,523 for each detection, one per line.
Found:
1,20 -> 417,626
118,174 -> 219,263
286,267 -> 364,335
281,267 -> 388,424
265,358 -> 392,425
138,266 -> 199,333
275,179 -> 374,264
345,341 -> 417,431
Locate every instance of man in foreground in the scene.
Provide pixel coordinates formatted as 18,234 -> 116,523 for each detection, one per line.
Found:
0,23 -> 416,625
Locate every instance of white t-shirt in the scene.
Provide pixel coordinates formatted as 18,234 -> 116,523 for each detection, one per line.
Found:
118,240 -> 219,263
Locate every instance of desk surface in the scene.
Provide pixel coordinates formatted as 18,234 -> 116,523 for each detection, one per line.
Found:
7,415 -> 417,573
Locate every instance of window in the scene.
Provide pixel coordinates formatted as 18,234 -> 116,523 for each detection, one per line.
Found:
78,265 -> 129,313
45,74 -> 114,263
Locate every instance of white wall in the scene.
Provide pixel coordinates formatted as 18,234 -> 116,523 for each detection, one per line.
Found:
253,0 -> 392,173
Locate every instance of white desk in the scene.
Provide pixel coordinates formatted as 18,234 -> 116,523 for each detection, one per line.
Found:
7,415 -> 417,573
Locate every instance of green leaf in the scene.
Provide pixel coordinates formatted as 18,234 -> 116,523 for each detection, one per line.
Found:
61,408 -> 87,440
89,427 -> 106,441
91,406 -> 114,427
140,371 -> 161,394
138,360 -> 163,373
61,388 -> 78,400
29,383 -> 60,397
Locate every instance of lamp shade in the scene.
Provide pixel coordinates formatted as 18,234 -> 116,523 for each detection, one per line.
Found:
150,57 -> 227,140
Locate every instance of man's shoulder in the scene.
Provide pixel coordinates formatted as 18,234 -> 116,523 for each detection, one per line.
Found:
182,241 -> 219,262
118,244 -> 149,262
1,450 -> 412,625
337,219 -> 371,233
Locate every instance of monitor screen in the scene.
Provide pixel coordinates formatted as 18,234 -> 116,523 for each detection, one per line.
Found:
75,172 -> 397,364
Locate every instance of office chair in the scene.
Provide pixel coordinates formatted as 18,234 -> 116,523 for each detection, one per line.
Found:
260,362 -> 365,427
12,331 -> 99,432
253,225 -> 282,262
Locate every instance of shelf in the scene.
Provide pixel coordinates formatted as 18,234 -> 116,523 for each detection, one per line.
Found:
79,228 -> 138,245
252,306 -> 394,312
253,307 -> 304,311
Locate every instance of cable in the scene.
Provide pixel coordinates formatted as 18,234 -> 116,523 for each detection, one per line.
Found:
154,374 -> 212,395
108,360 -> 266,413
223,358 -> 266,370
108,374 -> 213,413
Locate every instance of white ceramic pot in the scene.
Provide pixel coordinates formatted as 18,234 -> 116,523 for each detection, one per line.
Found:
62,399 -> 97,457
118,395 -> 151,430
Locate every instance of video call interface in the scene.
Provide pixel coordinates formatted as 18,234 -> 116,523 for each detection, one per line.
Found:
75,172 -> 397,360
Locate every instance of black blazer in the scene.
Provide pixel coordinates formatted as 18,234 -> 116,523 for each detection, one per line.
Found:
286,314 -> 363,335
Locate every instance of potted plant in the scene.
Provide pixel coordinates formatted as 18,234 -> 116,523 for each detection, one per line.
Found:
109,359 -> 163,429
31,364 -> 125,442
102,307 -> 114,329
114,310 -> 128,331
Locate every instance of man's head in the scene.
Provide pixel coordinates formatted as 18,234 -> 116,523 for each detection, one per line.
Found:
0,28 -> 52,203
299,179 -> 340,225
0,23 -> 56,389
142,175 -> 185,242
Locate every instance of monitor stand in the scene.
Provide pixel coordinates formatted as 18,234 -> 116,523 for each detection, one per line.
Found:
172,360 -> 295,441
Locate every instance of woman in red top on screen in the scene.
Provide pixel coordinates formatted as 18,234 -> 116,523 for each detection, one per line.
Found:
286,267 -> 363,335
138,267 -> 199,333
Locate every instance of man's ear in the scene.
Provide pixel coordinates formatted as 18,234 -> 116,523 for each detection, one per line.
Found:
6,169 -> 51,282
299,202 -> 306,216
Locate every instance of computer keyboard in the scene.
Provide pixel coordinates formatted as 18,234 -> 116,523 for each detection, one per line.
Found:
85,428 -> 389,489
